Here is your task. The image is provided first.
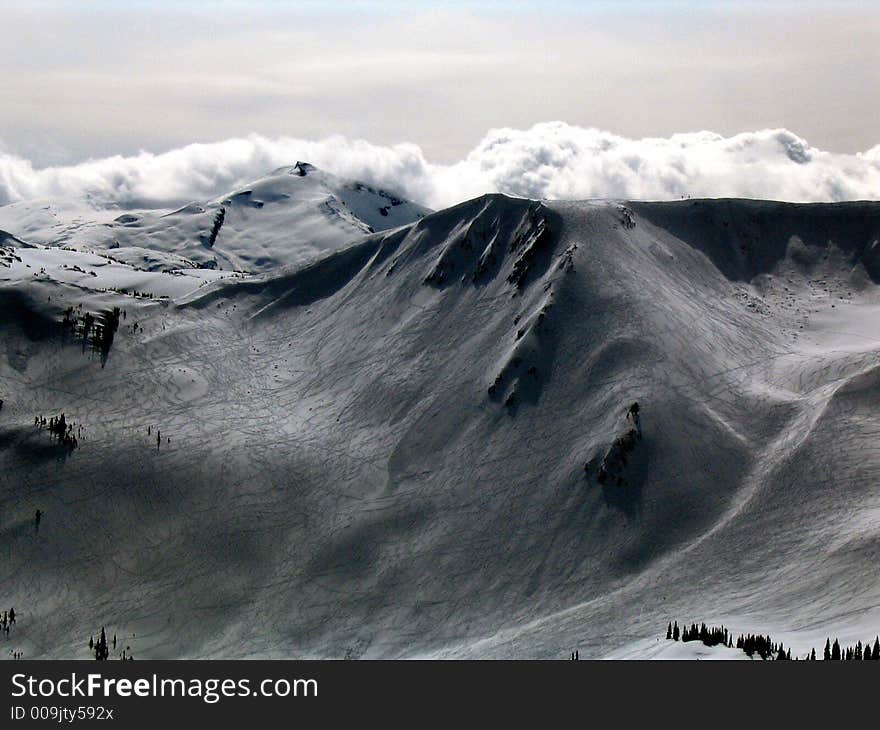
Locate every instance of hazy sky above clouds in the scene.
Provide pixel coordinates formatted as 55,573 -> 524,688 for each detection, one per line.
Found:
3,1 -> 878,163
1,1 -> 878,207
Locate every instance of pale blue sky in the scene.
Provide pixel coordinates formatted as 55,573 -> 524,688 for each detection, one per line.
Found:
2,1 -> 877,165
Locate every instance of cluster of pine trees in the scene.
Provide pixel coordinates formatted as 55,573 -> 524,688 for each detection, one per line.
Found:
94,307 -> 121,361
35,413 -> 81,452
102,287 -> 164,299
89,627 -> 133,661
2,607 -> 16,637
822,637 -> 880,660
735,633 -> 791,660
90,628 -> 110,661
62,305 -> 122,365
667,621 -> 732,648
666,620 -> 880,660
667,621 -> 792,659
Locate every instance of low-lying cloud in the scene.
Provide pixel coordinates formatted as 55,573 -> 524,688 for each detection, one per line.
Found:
1,123 -> 879,211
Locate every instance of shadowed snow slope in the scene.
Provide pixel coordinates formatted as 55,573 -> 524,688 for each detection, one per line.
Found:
2,195 -> 880,659
0,162 -> 428,274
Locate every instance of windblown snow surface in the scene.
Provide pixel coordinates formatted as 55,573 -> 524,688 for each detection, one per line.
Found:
2,186 -> 880,659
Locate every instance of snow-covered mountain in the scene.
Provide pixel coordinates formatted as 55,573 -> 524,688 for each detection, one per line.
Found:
2,189 -> 880,659
0,161 -> 428,274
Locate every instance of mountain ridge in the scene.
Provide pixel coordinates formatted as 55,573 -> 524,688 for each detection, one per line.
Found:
2,191 -> 880,659
0,162 -> 429,275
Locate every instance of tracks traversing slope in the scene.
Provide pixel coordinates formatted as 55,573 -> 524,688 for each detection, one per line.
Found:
4,195 -> 880,659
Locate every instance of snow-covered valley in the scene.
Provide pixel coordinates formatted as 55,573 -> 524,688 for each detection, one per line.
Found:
2,176 -> 880,659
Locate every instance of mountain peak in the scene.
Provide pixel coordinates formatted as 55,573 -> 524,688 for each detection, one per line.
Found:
266,161 -> 318,178
0,163 -> 430,275
293,161 -> 316,176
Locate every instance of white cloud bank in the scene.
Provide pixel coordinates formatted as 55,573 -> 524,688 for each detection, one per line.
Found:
1,123 -> 879,211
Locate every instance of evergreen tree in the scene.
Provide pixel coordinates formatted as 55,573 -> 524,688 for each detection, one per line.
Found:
95,627 -> 109,661
824,638 -> 832,660
832,639 -> 841,661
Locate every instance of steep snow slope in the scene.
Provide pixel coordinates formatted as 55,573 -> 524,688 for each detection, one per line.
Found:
0,162 -> 428,273
2,195 -> 880,660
